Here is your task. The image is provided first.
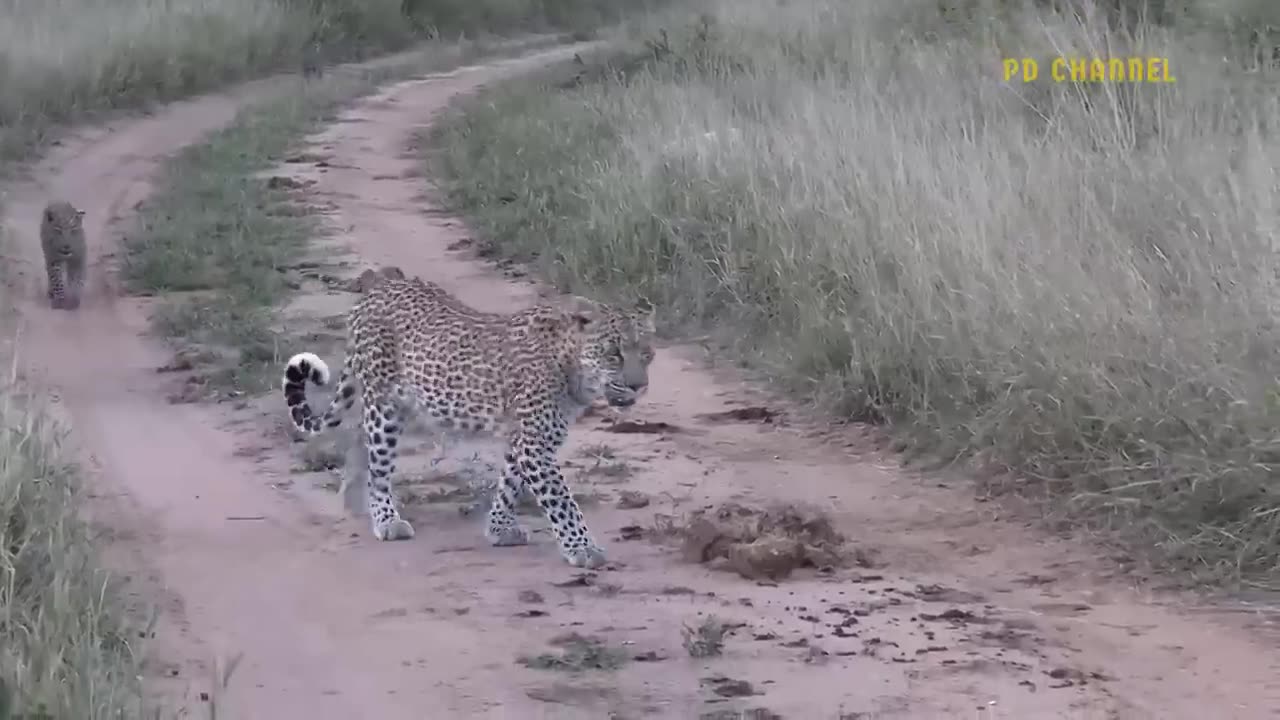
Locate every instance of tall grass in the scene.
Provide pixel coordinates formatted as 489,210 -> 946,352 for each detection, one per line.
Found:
0,340 -> 144,717
0,0 -> 375,162
399,0 -> 669,37
432,0 -> 1280,585
0,0 -> 646,165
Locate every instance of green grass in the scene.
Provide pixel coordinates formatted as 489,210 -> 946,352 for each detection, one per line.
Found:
0,338 -> 145,717
123,82 -> 323,396
124,37 -> 565,397
428,0 -> 1280,587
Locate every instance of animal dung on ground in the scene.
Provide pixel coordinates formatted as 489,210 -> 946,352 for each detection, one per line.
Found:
655,502 -> 849,581
695,405 -> 780,424
604,420 -> 682,434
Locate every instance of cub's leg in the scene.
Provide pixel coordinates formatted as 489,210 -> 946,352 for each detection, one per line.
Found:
64,254 -> 85,310
45,259 -> 66,310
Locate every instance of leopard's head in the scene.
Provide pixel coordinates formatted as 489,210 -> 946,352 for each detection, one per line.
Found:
42,201 -> 85,255
563,295 -> 656,409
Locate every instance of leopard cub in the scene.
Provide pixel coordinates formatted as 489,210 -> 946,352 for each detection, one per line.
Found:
39,200 -> 87,310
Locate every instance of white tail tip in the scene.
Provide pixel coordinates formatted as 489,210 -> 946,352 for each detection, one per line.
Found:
287,352 -> 331,385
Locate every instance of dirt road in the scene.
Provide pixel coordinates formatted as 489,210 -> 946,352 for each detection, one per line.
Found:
3,44 -> 1279,720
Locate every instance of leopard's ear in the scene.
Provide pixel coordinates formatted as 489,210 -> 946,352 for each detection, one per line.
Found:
563,295 -> 600,330
633,296 -> 655,333
565,294 -> 597,314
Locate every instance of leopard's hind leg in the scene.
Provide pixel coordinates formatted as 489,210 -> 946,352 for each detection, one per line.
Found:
361,393 -> 414,541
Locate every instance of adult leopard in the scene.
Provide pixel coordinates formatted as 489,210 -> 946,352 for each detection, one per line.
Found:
282,276 -> 655,568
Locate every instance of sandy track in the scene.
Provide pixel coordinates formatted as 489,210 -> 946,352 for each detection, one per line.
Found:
3,44 -> 1279,719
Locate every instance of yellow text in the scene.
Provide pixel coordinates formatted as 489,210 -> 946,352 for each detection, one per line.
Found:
1001,56 -> 1176,83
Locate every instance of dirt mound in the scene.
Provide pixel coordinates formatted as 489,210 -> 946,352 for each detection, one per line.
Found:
656,502 -> 849,581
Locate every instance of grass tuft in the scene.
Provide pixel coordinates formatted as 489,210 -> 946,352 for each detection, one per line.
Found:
429,0 -> 1280,586
682,616 -> 728,658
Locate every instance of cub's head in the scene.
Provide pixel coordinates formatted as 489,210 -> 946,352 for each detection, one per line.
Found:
563,295 -> 656,409
42,201 -> 85,250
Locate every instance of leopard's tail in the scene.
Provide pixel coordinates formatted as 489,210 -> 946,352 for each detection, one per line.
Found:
283,351 -> 356,436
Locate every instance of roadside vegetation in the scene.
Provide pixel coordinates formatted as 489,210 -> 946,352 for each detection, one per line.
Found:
0,0 -> 652,167
429,0 -> 1280,586
0,351 -> 144,719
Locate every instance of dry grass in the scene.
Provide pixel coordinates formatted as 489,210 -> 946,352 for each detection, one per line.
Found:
430,0 -> 1280,586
